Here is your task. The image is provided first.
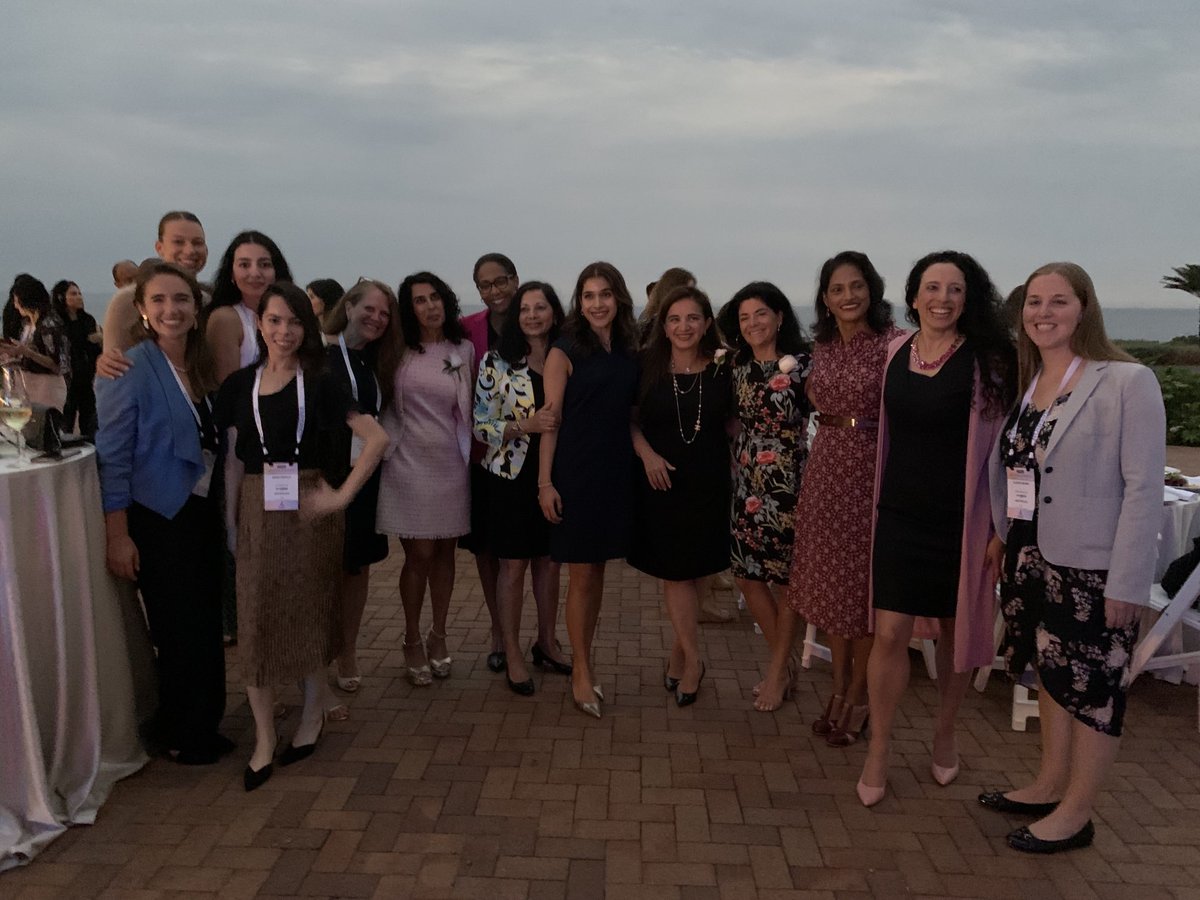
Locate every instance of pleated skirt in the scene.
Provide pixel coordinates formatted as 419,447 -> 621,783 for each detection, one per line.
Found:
236,472 -> 343,687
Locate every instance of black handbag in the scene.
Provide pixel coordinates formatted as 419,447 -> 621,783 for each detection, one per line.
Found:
1161,536 -> 1200,606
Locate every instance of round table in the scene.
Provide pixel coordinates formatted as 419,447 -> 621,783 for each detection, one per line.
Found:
0,446 -> 151,871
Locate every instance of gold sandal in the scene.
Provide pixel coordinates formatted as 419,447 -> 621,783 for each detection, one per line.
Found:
404,636 -> 432,687
426,629 -> 452,679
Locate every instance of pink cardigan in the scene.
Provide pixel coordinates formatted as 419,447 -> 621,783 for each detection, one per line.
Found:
868,333 -> 1004,672
462,309 -> 493,464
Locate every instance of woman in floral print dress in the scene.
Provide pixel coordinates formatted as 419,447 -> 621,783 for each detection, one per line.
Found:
717,282 -> 811,712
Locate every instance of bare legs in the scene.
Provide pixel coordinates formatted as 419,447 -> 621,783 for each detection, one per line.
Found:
336,567 -> 370,680
399,537 -> 456,669
497,555 -> 563,684
245,669 -> 326,770
739,578 -> 797,711
566,562 -> 605,705
861,612 -> 969,791
662,580 -> 703,693
1005,683 -> 1113,840
826,633 -> 873,709
475,551 -> 503,653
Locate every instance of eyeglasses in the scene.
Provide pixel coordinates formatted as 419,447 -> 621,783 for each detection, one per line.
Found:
476,274 -> 512,294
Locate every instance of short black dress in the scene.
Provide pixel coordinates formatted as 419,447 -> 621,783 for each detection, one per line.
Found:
872,337 -> 974,618
629,362 -> 732,581
549,335 -> 638,564
326,341 -> 389,574
487,369 -> 551,560
998,394 -> 1138,736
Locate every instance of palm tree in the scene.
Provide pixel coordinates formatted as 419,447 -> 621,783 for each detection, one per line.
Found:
1162,265 -> 1200,341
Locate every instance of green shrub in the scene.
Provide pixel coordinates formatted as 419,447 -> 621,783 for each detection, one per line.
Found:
1156,367 -> 1200,446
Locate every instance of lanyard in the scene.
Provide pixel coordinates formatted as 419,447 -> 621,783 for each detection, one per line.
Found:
251,364 -> 305,461
165,352 -> 210,429
338,333 -> 381,413
1009,356 -> 1082,448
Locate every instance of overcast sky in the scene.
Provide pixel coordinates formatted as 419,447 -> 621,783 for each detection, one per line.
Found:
3,1 -> 1198,311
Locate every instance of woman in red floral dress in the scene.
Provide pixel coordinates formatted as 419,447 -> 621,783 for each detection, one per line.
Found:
787,252 -> 902,745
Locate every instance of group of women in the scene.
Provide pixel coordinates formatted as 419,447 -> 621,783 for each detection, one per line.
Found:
85,230 -> 1164,855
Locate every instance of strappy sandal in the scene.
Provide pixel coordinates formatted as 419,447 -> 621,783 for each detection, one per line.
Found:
426,629 -> 452,679
404,636 -> 432,687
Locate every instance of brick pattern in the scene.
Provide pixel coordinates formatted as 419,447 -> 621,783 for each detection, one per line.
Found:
6,544 -> 1200,899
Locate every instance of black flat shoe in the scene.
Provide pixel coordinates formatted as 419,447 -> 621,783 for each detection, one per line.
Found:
1007,820 -> 1094,854
675,663 -> 706,708
979,791 -> 1060,816
279,722 -> 323,767
487,651 -> 506,673
507,675 -> 535,696
531,643 -> 573,675
243,760 -> 273,791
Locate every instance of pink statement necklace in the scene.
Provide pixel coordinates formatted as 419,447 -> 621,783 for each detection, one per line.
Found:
910,332 -> 964,371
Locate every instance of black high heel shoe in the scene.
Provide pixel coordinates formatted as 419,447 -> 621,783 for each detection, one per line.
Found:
243,738 -> 279,792
279,719 -> 324,767
675,663 -> 706,708
664,668 -> 680,693
531,643 -> 573,675
507,675 -> 536,696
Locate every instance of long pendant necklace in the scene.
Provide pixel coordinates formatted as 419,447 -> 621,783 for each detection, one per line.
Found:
910,332 -> 964,371
671,369 -> 703,444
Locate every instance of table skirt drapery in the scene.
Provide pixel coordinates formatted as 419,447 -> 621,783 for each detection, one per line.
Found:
0,447 -> 151,871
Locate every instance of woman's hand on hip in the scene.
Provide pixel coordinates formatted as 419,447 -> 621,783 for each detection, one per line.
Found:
1104,597 -> 1140,629
300,479 -> 346,520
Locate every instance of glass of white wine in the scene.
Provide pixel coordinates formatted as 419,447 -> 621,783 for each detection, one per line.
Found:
0,365 -> 33,463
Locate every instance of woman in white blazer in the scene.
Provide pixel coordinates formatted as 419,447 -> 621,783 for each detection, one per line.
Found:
983,262 -> 1165,854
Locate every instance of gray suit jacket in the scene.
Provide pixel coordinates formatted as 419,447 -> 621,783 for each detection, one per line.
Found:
989,359 -> 1165,605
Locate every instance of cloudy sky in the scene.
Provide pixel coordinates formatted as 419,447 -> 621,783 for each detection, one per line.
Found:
3,1 -> 1198,311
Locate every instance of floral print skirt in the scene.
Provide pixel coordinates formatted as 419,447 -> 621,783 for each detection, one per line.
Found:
1000,520 -> 1138,736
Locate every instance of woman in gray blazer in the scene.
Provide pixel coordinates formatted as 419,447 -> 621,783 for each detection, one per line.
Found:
982,262 -> 1165,854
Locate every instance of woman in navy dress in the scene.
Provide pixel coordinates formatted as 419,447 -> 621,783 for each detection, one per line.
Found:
539,262 -> 638,718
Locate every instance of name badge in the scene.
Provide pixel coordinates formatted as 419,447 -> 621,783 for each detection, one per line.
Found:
1006,467 -> 1037,521
350,435 -> 365,465
263,462 -> 300,511
193,449 -> 216,498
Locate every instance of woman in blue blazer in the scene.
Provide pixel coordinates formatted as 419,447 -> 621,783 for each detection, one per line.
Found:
983,262 -> 1165,853
96,262 -> 231,765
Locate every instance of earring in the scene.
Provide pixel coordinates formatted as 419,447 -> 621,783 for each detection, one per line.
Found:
141,315 -> 151,331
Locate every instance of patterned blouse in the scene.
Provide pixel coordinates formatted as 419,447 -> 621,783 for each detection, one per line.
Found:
473,350 -> 539,479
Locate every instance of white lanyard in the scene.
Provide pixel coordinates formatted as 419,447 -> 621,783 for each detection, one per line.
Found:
1009,356 -> 1082,448
338,333 -> 381,413
165,354 -> 208,429
251,364 -> 305,461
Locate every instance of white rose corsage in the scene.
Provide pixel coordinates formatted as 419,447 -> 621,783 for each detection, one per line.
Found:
443,352 -> 464,378
777,354 -> 798,374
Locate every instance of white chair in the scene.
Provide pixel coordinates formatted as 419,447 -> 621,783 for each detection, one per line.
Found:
1125,565 -> 1200,731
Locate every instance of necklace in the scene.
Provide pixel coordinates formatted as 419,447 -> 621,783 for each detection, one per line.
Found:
671,370 -> 703,445
910,332 -> 963,371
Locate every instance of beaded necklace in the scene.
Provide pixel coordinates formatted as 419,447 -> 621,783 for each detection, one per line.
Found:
669,362 -> 703,445
910,332 -> 964,371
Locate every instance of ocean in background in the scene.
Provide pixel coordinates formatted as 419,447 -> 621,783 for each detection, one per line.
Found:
79,289 -> 1196,344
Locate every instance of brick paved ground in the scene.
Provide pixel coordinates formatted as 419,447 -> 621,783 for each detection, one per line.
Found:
6,546 -> 1200,899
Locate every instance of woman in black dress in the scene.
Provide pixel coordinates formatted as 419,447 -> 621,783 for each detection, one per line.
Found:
52,280 -> 101,436
857,251 -> 1015,807
630,286 -> 731,707
321,279 -> 403,713
539,262 -> 639,718
473,281 -> 570,694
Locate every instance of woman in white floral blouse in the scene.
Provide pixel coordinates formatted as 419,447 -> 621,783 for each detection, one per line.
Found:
472,281 -> 570,695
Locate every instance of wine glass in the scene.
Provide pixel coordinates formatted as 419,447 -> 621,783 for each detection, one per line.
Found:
0,365 -> 33,462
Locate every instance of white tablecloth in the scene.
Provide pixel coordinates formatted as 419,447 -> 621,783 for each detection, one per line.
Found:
0,446 -> 151,871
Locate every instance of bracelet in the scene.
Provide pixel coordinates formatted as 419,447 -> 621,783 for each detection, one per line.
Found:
538,481 -> 553,489
516,418 -> 525,434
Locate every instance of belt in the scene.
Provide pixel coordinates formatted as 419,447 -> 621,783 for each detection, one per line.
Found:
815,413 -> 878,430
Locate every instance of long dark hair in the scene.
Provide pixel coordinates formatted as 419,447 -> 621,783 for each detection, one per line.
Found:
208,230 -> 293,311
396,271 -> 467,352
323,278 -> 404,409
50,279 -> 81,321
496,281 -> 565,365
903,250 -> 1016,417
811,251 -> 893,343
639,285 -> 721,404
717,281 -> 810,365
253,281 -> 328,373
131,262 -> 218,395
306,278 -> 345,317
563,261 -> 638,357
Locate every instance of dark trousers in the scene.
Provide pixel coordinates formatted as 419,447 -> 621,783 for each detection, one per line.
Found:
62,375 -> 97,437
128,495 -> 227,753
